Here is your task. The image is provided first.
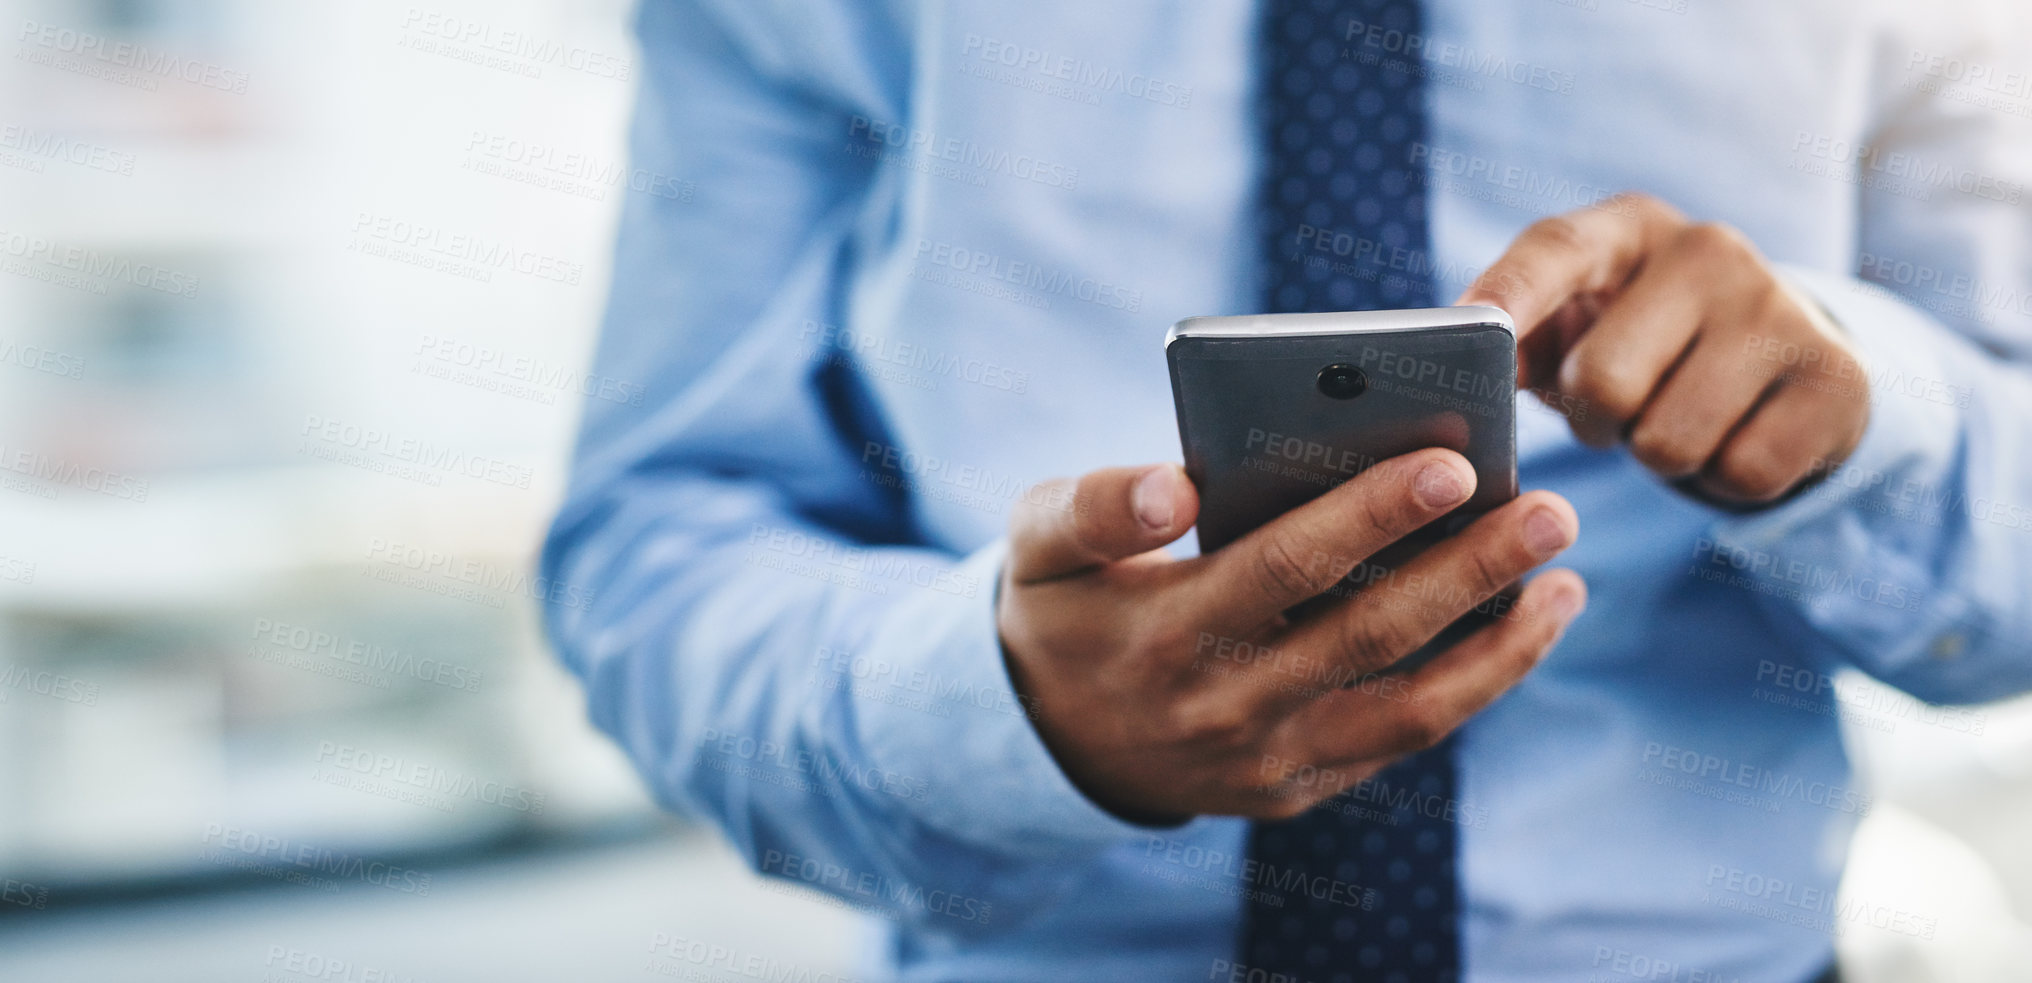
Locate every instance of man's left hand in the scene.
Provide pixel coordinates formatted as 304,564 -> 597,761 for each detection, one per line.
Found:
1459,192 -> 1870,506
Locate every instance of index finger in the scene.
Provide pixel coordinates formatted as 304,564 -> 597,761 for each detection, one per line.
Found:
1188,447 -> 1476,635
1455,193 -> 1685,348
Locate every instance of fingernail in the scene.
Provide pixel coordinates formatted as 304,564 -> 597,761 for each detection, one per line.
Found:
1133,466 -> 1176,530
1523,508 -> 1572,558
1548,585 -> 1586,623
1413,462 -> 1468,508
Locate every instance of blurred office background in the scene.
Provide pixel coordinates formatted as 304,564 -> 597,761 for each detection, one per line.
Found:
0,1 -> 2025,980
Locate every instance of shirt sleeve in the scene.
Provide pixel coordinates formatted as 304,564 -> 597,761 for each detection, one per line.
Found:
1703,0 -> 2032,705
538,0 -> 1148,936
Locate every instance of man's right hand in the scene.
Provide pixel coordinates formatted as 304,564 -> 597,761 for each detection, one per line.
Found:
996,449 -> 1586,823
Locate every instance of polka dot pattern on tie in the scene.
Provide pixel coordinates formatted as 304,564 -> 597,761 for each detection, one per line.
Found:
1239,0 -> 1457,980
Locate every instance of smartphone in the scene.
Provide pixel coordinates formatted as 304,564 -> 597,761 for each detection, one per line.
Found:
1166,306 -> 1518,664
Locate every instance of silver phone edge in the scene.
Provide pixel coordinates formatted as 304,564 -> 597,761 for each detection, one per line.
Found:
1163,305 -> 1516,349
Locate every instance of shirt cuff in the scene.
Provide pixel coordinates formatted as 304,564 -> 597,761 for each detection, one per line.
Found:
1803,264 -> 1968,483
1704,265 -> 1980,669
852,539 -> 1155,856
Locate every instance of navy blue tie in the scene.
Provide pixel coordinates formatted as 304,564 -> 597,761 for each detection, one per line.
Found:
1239,0 -> 1461,981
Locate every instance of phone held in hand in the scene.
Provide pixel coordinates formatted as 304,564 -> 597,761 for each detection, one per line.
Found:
1166,306 -> 1519,668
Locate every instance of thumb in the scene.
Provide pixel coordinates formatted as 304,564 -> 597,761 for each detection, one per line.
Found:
1007,463 -> 1199,583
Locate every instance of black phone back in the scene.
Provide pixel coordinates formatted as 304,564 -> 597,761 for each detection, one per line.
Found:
1166,309 -> 1518,558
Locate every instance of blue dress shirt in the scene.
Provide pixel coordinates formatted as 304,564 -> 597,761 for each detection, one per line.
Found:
542,2 -> 2032,980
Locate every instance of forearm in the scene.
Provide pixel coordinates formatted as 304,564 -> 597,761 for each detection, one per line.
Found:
542,471 -> 1149,931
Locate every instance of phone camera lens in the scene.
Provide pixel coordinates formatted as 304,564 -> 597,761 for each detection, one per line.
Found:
1316,363 -> 1367,400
